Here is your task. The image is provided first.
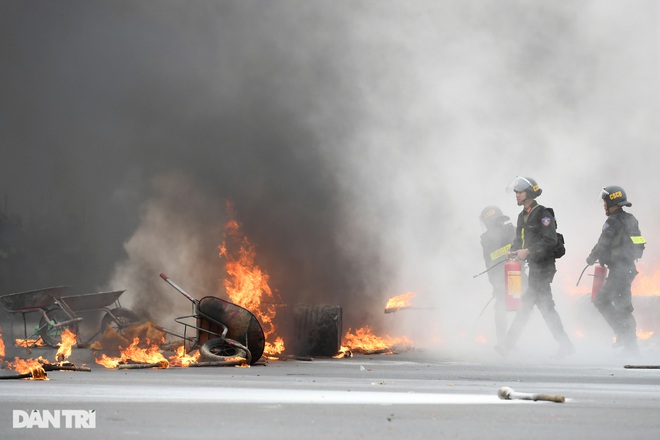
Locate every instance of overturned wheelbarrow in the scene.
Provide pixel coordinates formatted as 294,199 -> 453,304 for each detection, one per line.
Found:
0,287 -> 140,348
159,274 -> 265,365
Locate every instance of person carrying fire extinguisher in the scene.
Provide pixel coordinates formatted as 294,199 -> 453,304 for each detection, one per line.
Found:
586,185 -> 645,357
495,176 -> 575,359
479,206 -> 516,346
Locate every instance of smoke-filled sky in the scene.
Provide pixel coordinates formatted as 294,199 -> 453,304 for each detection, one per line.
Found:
1,1 -> 659,354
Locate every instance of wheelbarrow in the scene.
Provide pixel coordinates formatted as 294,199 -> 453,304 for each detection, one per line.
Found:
0,287 -> 140,347
0,286 -> 79,347
159,273 -> 265,365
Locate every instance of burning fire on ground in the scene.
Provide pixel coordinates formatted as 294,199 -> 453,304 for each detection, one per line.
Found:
92,322 -> 243,369
3,206 -> 419,372
219,204 -> 285,358
568,262 -> 660,343
168,346 -> 201,367
334,292 -> 419,357
93,323 -> 204,369
95,337 -> 169,369
4,328 -> 85,380
0,326 -> 5,358
7,357 -> 49,380
339,326 -> 413,355
55,329 -> 76,362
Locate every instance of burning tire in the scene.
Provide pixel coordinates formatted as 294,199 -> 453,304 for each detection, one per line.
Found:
38,307 -> 80,348
101,307 -> 141,334
199,337 -> 249,364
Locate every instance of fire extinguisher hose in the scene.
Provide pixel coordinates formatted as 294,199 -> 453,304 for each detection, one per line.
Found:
575,264 -> 590,286
472,259 -> 507,278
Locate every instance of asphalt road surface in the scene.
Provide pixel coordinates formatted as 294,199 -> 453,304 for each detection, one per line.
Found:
2,345 -> 660,440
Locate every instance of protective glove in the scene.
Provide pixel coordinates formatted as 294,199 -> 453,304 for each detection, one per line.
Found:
586,255 -> 596,265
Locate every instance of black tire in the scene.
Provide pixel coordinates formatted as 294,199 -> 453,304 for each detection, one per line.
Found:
38,308 -> 80,348
101,308 -> 141,334
199,337 -> 250,364
289,304 -> 342,356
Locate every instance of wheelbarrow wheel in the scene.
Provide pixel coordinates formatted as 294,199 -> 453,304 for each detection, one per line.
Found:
39,308 -> 80,348
101,308 -> 141,335
200,337 -> 250,364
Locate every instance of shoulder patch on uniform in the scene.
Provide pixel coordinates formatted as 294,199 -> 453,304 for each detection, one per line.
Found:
541,217 -> 551,227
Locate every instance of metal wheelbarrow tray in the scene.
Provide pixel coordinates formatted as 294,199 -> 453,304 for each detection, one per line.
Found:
0,286 -> 81,347
160,273 -> 265,365
0,286 -> 69,313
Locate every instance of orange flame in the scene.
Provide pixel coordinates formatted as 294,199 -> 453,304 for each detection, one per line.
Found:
55,328 -> 77,362
332,346 -> 353,358
385,292 -> 416,312
342,326 -> 413,354
632,262 -> 660,296
219,205 -> 284,357
566,262 -> 660,297
264,337 -> 285,359
95,337 -> 169,369
637,329 -> 654,340
168,346 -> 201,367
9,357 -> 49,380
95,353 -> 122,369
14,337 -> 47,348
0,326 -> 5,358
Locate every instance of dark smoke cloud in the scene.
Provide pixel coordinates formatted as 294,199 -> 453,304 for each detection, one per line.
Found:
0,0 -> 387,328
1,1 -> 659,353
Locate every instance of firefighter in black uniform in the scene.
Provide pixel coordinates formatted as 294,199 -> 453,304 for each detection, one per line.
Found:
586,185 -> 644,356
479,206 -> 516,346
496,177 -> 575,358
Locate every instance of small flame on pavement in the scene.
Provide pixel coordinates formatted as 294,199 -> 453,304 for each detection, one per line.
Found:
168,346 -> 201,367
95,337 -> 169,369
332,346 -> 353,358
6,330 -> 86,379
55,328 -> 77,362
342,326 -> 413,354
9,357 -> 49,380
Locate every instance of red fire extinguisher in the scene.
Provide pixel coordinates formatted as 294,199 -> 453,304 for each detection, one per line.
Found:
504,259 -> 522,311
591,265 -> 608,302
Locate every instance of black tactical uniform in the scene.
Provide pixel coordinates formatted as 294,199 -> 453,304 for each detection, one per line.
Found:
497,177 -> 574,358
479,206 -> 515,345
587,186 -> 644,355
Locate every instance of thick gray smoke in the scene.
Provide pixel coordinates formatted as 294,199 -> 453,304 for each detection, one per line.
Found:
1,1 -> 658,360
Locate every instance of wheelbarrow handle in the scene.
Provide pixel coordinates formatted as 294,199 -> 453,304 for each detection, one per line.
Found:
160,273 -> 196,303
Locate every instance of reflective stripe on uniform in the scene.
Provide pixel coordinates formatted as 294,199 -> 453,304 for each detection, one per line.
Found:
490,244 -> 511,261
630,236 -> 646,244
